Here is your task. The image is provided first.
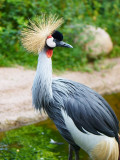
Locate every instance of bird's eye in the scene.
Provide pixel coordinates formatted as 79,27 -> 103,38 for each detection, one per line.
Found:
46,37 -> 56,48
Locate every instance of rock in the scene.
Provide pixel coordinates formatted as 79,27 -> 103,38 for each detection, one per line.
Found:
75,25 -> 113,57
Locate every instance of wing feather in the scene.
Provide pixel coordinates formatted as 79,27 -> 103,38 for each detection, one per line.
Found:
52,78 -> 119,142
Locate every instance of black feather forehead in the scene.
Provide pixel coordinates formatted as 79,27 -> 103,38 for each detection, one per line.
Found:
52,30 -> 63,41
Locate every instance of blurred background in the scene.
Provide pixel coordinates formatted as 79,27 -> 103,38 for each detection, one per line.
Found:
0,0 -> 120,160
0,0 -> 120,71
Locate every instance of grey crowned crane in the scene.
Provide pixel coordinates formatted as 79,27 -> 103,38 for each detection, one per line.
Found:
21,14 -> 120,160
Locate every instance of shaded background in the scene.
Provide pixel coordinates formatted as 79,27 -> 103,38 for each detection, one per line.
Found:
0,0 -> 120,71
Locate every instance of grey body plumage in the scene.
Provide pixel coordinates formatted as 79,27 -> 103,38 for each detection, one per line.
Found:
32,48 -> 119,159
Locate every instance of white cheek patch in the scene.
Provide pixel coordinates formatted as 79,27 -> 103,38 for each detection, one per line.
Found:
46,37 -> 56,48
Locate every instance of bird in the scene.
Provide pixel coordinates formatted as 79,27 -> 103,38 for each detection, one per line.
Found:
21,14 -> 120,160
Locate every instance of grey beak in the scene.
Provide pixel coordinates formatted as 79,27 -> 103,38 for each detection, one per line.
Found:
55,40 -> 73,48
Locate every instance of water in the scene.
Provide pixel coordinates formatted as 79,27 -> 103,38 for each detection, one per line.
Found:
0,93 -> 120,160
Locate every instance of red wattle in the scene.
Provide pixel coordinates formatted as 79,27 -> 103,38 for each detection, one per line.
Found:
46,49 -> 53,58
47,35 -> 52,39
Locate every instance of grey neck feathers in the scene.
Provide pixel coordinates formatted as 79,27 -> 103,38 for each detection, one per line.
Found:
32,49 -> 53,111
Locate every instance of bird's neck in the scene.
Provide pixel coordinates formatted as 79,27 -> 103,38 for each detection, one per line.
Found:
32,49 -> 53,110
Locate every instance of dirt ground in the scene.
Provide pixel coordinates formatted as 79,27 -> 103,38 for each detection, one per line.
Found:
0,58 -> 120,131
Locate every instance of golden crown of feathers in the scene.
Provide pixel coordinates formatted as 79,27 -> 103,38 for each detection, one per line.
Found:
21,14 -> 64,53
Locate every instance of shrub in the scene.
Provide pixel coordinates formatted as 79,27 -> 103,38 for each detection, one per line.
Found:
0,0 -> 120,70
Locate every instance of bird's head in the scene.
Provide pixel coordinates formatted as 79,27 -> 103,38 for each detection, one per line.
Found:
46,31 -> 72,49
21,14 -> 73,57
46,30 -> 73,58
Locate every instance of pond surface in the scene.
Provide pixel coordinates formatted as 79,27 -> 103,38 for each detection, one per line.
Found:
0,93 -> 120,160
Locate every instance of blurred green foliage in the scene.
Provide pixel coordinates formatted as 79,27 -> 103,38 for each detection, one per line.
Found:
0,0 -> 120,71
0,119 -> 89,160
